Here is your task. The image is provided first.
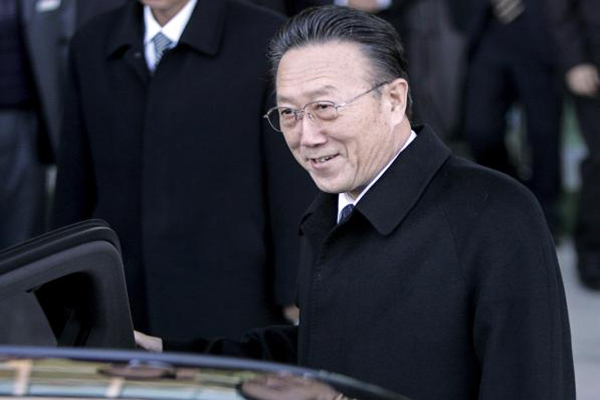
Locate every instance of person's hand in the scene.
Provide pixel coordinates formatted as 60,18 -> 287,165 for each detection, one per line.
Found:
566,64 -> 600,97
134,330 -> 164,352
283,304 -> 300,325
348,0 -> 382,13
240,374 -> 348,400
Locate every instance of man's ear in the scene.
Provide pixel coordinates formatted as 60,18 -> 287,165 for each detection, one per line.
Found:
387,78 -> 409,123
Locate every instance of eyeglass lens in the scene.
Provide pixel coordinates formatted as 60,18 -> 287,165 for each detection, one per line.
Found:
270,101 -> 338,131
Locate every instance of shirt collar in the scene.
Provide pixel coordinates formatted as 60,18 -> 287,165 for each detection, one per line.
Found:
337,130 -> 417,222
143,0 -> 197,46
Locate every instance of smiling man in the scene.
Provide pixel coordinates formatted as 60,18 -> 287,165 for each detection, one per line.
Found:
139,5 -> 575,399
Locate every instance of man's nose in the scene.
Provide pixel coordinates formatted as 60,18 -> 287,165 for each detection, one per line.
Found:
298,113 -> 326,147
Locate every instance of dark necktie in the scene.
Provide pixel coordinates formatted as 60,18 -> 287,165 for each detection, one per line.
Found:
491,0 -> 525,24
338,204 -> 355,225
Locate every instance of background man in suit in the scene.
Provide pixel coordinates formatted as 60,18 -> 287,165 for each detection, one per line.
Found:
0,0 -> 125,344
53,0 -> 314,341
1,0 -> 63,251
458,0 -> 563,237
137,6 -> 574,399
545,0 -> 600,288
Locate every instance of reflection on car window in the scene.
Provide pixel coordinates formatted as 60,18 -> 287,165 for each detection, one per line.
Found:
0,358 -> 254,399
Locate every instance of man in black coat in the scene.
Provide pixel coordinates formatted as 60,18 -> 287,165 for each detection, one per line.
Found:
458,0 -> 564,237
544,0 -> 600,288
137,6 -> 575,399
53,0 -> 314,340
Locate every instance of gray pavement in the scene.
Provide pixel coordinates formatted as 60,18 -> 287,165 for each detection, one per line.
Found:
557,240 -> 600,399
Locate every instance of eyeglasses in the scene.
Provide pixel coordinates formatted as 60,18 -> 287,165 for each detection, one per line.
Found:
264,82 -> 389,133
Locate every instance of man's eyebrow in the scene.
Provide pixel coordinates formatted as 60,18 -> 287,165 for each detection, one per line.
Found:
277,85 -> 340,105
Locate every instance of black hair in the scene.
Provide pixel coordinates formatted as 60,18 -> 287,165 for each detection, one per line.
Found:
267,5 -> 412,115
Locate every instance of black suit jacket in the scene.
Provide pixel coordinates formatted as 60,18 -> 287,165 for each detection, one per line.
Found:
173,126 -> 575,399
53,0 -> 315,340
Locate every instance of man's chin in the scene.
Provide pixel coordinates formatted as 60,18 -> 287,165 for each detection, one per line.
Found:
312,178 -> 348,195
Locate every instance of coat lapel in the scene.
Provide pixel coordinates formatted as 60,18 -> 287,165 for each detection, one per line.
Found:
299,192 -> 337,254
299,126 -> 451,244
358,125 -> 451,235
179,0 -> 227,57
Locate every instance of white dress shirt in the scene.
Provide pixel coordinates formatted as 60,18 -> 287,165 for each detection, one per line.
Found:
334,0 -> 392,10
337,130 -> 417,222
143,0 -> 197,71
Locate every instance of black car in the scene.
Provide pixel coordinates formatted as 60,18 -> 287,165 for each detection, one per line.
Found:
0,221 -> 409,400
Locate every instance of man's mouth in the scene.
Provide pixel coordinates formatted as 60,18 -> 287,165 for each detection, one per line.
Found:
308,154 -> 338,164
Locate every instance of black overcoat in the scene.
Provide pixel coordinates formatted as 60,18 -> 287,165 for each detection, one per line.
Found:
53,0 -> 314,340
176,127 -> 575,399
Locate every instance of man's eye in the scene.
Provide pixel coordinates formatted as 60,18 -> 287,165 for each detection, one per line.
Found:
279,108 -> 295,118
315,102 -> 334,110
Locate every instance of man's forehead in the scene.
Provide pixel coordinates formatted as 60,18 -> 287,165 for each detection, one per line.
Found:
276,85 -> 340,104
275,42 -> 371,103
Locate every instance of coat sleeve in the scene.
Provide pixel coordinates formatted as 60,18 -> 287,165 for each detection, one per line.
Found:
261,90 -> 316,306
543,0 -> 589,70
51,42 -> 97,229
165,325 -> 299,365
463,183 -> 575,399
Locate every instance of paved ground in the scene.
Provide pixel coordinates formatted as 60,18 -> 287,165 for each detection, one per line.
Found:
557,240 -> 600,399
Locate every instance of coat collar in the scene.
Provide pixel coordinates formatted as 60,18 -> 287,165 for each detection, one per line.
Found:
105,0 -> 226,59
299,125 -> 451,238
105,1 -> 144,58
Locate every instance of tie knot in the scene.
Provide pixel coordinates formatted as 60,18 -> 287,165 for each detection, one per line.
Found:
491,0 -> 525,24
152,32 -> 173,67
338,204 -> 355,224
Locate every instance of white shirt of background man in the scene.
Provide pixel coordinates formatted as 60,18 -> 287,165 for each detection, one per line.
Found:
334,0 -> 392,10
143,0 -> 198,71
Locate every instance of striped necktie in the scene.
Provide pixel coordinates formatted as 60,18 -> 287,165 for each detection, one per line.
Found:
338,204 -> 355,225
152,32 -> 172,69
491,0 -> 525,24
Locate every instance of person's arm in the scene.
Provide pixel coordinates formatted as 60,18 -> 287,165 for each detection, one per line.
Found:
544,0 -> 587,70
52,39 -> 97,228
136,325 -> 299,365
543,0 -> 599,96
461,184 -> 575,398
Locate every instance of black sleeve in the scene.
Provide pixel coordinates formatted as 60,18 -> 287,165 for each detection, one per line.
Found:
455,182 -> 576,398
165,325 -> 299,365
543,0 -> 589,70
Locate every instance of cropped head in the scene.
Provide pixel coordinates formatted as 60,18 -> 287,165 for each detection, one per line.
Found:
265,6 -> 413,197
